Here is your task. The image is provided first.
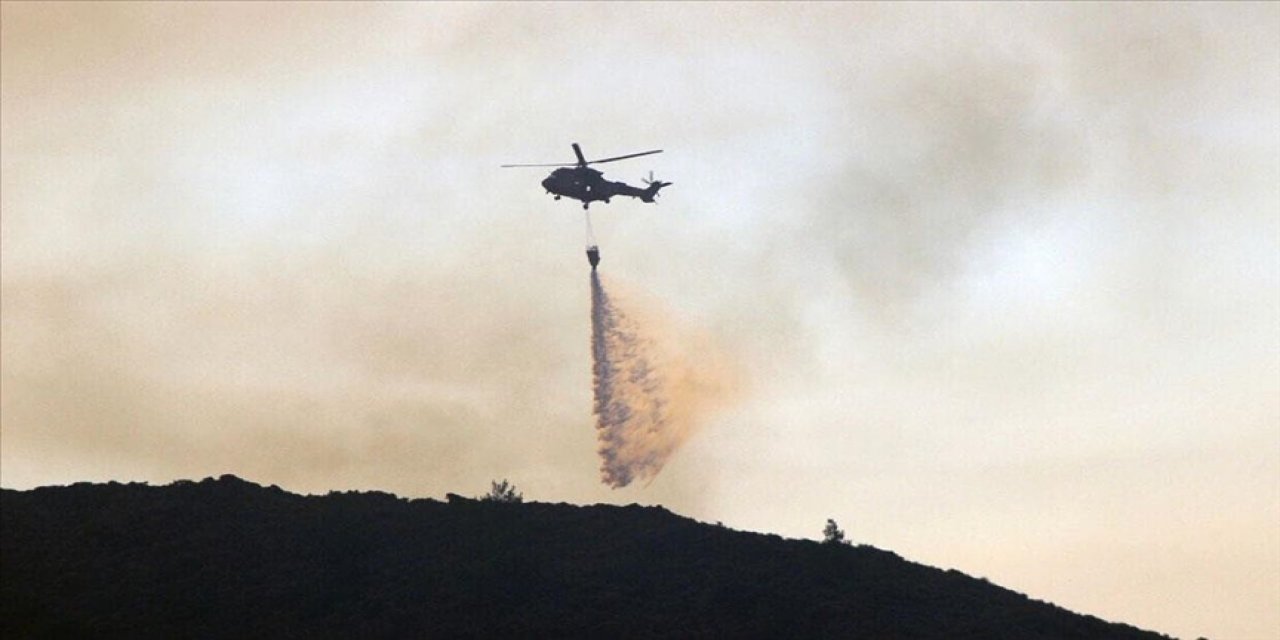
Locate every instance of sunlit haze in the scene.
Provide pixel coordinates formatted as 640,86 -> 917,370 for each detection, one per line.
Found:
2,4 -> 1277,639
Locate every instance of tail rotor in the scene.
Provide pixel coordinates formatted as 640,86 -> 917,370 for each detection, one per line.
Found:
641,171 -> 671,203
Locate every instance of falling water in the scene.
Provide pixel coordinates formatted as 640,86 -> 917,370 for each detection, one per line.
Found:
589,272 -> 736,488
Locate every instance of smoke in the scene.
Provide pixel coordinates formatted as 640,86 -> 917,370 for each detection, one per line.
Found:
590,272 -> 735,488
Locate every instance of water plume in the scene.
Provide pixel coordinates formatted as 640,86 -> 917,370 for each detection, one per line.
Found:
590,272 -> 736,488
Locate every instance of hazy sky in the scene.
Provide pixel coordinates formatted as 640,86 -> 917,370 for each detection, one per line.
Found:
2,3 -> 1277,638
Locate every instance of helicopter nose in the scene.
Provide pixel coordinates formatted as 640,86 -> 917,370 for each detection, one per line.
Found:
541,177 -> 554,192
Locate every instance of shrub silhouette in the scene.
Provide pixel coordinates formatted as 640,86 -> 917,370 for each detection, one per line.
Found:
482,479 -> 522,503
823,518 -> 849,545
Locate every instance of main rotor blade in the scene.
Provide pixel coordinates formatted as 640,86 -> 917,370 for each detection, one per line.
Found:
586,149 -> 663,165
500,162 -> 578,168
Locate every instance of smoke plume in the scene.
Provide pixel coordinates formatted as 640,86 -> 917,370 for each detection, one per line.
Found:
590,272 -> 735,488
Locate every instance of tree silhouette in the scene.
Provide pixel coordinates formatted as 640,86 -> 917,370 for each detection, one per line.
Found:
482,479 -> 522,503
823,518 -> 849,545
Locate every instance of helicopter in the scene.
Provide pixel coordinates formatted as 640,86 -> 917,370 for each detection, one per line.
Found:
501,143 -> 671,210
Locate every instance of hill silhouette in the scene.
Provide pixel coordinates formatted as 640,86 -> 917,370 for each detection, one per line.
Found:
2,476 -> 1171,639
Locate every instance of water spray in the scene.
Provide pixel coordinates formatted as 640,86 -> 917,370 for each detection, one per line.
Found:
588,273 -> 737,488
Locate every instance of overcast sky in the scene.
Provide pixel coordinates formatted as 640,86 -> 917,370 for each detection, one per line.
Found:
2,3 -> 1277,639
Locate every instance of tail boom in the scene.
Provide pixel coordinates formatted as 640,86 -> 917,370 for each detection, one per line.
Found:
609,179 -> 672,203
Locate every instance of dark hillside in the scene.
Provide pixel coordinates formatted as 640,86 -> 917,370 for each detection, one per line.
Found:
2,476 -> 1170,639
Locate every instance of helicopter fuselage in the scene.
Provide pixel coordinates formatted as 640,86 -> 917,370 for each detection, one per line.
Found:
541,167 -> 662,209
